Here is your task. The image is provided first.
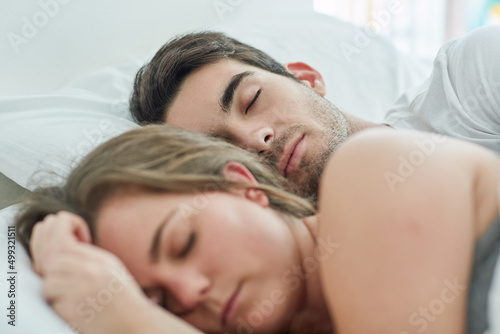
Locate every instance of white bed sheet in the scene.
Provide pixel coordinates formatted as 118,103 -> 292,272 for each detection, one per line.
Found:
1,205 -> 75,334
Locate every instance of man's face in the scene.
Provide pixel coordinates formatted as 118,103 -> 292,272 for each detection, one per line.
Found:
166,59 -> 350,197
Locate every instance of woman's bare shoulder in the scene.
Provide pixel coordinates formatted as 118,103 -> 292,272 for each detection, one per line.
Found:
316,129 -> 481,333
319,128 -> 499,237
320,128 -> 483,188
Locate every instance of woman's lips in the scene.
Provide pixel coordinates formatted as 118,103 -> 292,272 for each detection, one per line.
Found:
279,135 -> 305,178
222,283 -> 242,327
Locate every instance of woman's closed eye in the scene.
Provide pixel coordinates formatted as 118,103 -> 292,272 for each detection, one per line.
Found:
178,232 -> 196,258
245,89 -> 261,114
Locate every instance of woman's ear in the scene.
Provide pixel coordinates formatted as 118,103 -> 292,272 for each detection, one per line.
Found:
284,62 -> 327,97
222,161 -> 269,208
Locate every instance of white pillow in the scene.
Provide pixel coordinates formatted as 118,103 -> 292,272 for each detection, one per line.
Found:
0,61 -> 140,190
0,205 -> 77,334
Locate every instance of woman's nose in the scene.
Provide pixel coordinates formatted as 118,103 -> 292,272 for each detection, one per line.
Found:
164,269 -> 212,313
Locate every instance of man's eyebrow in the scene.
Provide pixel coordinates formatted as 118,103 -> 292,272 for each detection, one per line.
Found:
219,71 -> 254,113
150,208 -> 178,263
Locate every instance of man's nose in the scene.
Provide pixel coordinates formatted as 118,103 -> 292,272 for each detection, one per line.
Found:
232,125 -> 274,156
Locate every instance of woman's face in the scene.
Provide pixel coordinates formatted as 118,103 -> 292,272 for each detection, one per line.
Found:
95,189 -> 305,333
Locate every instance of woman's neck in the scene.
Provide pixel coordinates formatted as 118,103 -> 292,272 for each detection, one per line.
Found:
285,215 -> 333,333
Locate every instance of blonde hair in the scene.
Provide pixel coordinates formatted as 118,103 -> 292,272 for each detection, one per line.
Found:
16,125 -> 315,253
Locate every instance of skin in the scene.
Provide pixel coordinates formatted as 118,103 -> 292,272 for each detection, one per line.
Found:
30,211 -> 203,334
30,130 -> 500,334
166,59 -> 378,197
318,129 -> 500,333
30,163 -> 331,334
95,191 -> 323,333
93,162 -> 331,333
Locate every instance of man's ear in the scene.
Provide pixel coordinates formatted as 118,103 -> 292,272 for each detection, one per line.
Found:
284,62 -> 326,97
222,161 -> 269,208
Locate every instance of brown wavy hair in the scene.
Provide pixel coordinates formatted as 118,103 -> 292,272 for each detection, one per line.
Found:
15,125 -> 315,255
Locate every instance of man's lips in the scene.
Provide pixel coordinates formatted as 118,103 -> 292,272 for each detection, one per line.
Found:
278,135 -> 305,178
222,283 -> 242,327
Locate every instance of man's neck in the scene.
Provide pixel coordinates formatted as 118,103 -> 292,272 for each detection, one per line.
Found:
345,113 -> 387,135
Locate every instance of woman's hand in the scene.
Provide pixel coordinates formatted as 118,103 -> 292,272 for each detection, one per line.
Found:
30,211 -> 92,276
30,211 -> 152,333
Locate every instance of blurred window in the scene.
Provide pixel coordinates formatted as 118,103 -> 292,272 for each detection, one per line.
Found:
314,0 -> 500,62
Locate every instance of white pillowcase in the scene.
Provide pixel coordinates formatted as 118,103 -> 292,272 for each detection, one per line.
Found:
0,205 -> 77,334
0,61 -> 141,190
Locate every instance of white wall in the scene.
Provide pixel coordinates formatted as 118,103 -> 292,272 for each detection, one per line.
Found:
0,0 -> 313,96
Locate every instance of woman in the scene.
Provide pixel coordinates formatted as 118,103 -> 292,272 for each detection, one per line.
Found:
15,125 -> 500,334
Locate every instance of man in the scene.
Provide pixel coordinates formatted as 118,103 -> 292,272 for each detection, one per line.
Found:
130,26 -> 500,199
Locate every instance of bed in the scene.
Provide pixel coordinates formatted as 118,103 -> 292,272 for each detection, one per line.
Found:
2,1 -> 497,333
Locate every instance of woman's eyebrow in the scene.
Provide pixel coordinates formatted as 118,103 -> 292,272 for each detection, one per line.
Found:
219,71 -> 255,113
150,208 -> 179,263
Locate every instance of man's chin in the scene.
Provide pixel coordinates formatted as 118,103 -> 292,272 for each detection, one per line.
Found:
288,174 -> 318,201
